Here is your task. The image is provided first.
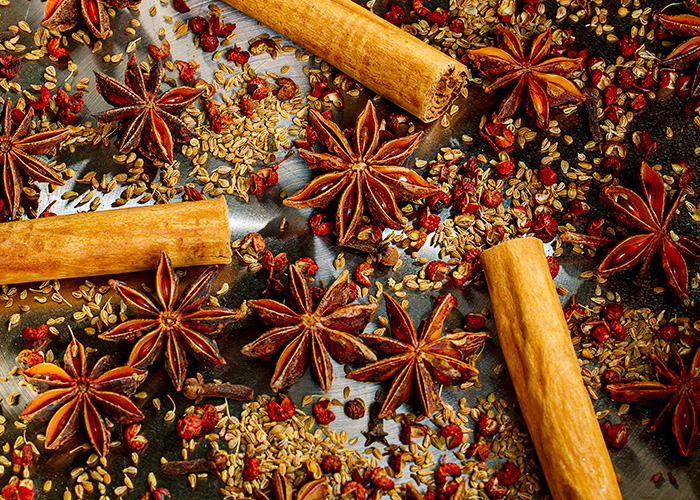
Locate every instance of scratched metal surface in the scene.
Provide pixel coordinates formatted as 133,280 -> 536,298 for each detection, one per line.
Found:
0,0 -> 698,498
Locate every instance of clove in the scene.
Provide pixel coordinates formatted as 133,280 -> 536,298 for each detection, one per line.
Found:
160,450 -> 228,476
182,373 -> 254,403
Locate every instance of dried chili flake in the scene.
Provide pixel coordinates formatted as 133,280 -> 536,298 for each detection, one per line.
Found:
427,191 -> 450,212
538,166 -> 558,186
249,38 -> 278,58
480,189 -> 502,208
420,208 -> 441,231
477,413 -> 498,437
22,324 -> 48,342
0,54 -> 21,79
341,481 -> 366,500
354,263 -> 374,287
369,468 -> 394,490
313,399 -> 336,425
11,444 -> 33,467
435,461 -> 461,485
484,477 -> 507,499
30,85 -> 51,111
124,423 -> 148,452
466,438 -> 490,461
495,158 -> 514,177
225,45 -> 250,65
426,260 -> 450,281
175,60 -> 199,84
399,421 -> 427,444
268,396 -> 295,421
176,414 -> 202,439
463,313 -> 486,331
496,461 -> 521,486
601,421 -> 628,449
532,212 -> 557,242
617,34 -> 638,58
308,213 -> 331,236
384,3 -> 407,25
295,257 -> 318,277
198,404 -> 221,432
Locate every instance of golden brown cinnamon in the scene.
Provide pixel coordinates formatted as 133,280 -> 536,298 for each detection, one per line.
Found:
0,198 -> 231,284
221,0 -> 466,122
481,238 -> 621,500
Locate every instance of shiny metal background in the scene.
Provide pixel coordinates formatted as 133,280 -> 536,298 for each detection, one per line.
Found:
0,0 -> 698,498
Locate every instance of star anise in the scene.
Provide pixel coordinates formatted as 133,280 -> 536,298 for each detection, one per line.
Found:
658,6 -> 700,97
347,293 -> 488,418
0,98 -> 70,219
20,338 -> 147,456
241,264 -> 377,392
608,348 -> 700,457
99,252 -> 245,391
283,100 -> 438,245
93,54 -> 204,164
596,162 -> 700,298
465,26 -> 584,129
42,0 -> 140,39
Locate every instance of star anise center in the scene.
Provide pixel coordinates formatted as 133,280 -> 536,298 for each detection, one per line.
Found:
301,313 -> 319,328
77,380 -> 90,393
160,311 -> 180,329
351,162 -> 368,172
0,138 -> 12,153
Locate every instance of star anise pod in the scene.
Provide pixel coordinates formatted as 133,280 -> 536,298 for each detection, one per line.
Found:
596,162 -> 700,298
658,5 -> 700,97
608,348 -> 700,457
347,293 -> 488,418
42,0 -> 140,39
465,26 -> 584,129
20,338 -> 147,456
99,252 -> 245,391
93,54 -> 204,164
241,264 -> 377,392
0,98 -> 70,219
284,100 -> 438,245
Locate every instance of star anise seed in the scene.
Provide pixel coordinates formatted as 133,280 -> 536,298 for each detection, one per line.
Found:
20,338 -> 147,457
93,54 -> 204,164
99,252 -> 245,391
242,264 -> 377,392
347,293 -> 488,417
284,100 -> 438,245
0,98 -> 70,219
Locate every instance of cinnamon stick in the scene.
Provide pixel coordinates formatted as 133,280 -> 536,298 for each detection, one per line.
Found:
0,198 -> 232,284
222,0 -> 466,122
480,238 -> 621,500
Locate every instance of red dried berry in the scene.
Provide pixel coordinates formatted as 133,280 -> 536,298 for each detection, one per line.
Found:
198,404 -> 221,432
466,438 -> 489,461
602,369 -> 621,386
438,423 -> 463,449
268,396 -> 295,421
601,304 -> 621,323
426,260 -> 450,281
344,399 -> 365,420
242,454 -> 260,481
239,95 -> 255,117
495,158 -> 514,177
660,323 -> 678,342
601,421 -> 628,449
463,313 -> 486,332
294,257 -> 318,277
171,0 -> 190,13
609,320 -> 627,341
591,324 -> 610,342
246,77 -> 269,100
220,23 -> 236,38
320,454 -> 342,474
308,213 -> 331,236
189,16 -> 207,34
47,37 -> 70,58
225,45 -> 250,65
31,85 -> 51,110
484,477 -> 507,499
480,189 -> 502,208
341,481 -> 366,500
532,212 -> 558,242
435,461 -> 461,485
369,468 -> 394,490
199,31 -> 218,52
148,39 -> 171,60
427,191 -> 450,212
124,423 -> 148,452
538,166 -> 558,186
152,488 -> 172,500
22,325 -> 47,342
11,444 -> 33,467
56,107 -> 77,124
477,413 -> 498,437
276,77 -> 298,101
25,351 -> 44,368
0,54 -> 20,79
616,68 -> 635,90
420,208 -> 441,231
313,400 -> 336,425
18,480 -> 33,500
496,461 -> 521,486
176,414 -> 202,439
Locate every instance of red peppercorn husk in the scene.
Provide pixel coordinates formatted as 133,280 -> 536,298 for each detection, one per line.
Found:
242,454 -> 260,481
47,37 -> 70,58
601,421 -> 628,449
268,396 -> 295,421
176,414 -> 202,439
320,454 -> 342,474
438,423 -> 463,449
496,461 -> 521,486
313,400 -> 336,425
198,404 -> 221,432
124,423 -> 148,452
344,399 -> 365,419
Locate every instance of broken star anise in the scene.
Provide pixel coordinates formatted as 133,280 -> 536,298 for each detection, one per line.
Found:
93,54 -> 204,164
465,26 -> 584,129
20,338 -> 147,457
42,0 -> 141,39
99,252 -> 245,391
347,293 -> 488,418
241,264 -> 377,392
284,100 -> 438,245
0,97 -> 70,219
608,348 -> 700,457
596,162 -> 700,298
658,5 -> 700,98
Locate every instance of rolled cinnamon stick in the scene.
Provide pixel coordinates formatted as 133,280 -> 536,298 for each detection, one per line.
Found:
480,238 -> 621,500
223,0 -> 466,122
0,198 -> 232,284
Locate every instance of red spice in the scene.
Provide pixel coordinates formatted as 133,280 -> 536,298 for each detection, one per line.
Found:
225,45 -> 250,66
477,413 -> 498,437
242,454 -> 260,481
601,421 -> 628,449
435,461 -> 461,485
601,369 -> 621,386
0,54 -> 21,79
268,396 -> 295,421
496,461 -> 521,486
438,423 -> 463,449
463,313 -> 486,332
152,489 -> 172,500
320,454 -> 342,474
609,320 -> 627,341
532,212 -> 557,242
466,438 -> 489,461
617,34 -> 638,58
239,95 -> 255,117
171,0 -> 190,13
546,255 -> 559,279
480,189 -> 502,208
30,85 -> 51,111
426,261 -> 450,281
341,481 -> 367,500
189,16 -> 206,34
203,99 -> 222,134
344,399 -> 365,420
124,423 -> 148,452
602,304 -> 622,322
47,37 -> 70,58
660,323 -> 679,342
24,351 -> 44,368
538,166 -> 558,186
354,263 -> 374,287
276,77 -> 298,101
295,257 -> 319,277
313,399 -> 336,425
591,323 -> 611,342
427,191 -> 450,212
399,421 -> 427,444
247,77 -> 269,100
308,213 -> 331,236
419,208 -> 441,231
199,31 -> 218,52
483,477 -> 507,499
11,444 -> 33,467
369,468 -> 394,490
220,23 -> 236,38
495,158 -> 514,177
198,404 -> 221,432
175,60 -> 199,84
176,414 -> 202,439
22,324 -> 48,342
